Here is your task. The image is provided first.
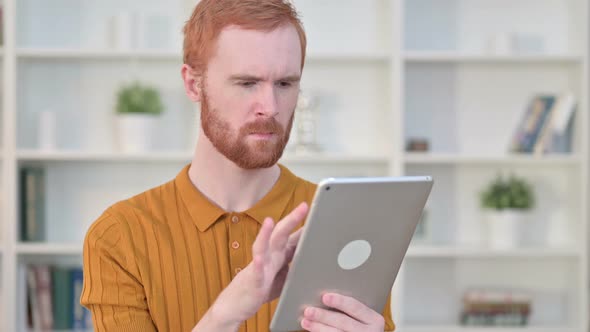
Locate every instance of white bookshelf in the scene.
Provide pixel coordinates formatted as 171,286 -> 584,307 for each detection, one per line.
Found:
399,0 -> 589,330
1,0 -> 589,331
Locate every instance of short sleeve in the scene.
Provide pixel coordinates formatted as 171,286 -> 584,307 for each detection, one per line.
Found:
80,211 -> 157,332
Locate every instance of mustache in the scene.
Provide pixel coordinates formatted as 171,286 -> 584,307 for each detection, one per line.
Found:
241,118 -> 283,134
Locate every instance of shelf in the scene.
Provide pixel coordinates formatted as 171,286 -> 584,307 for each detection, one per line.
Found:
35,330 -> 92,332
404,52 -> 583,64
17,150 -> 579,166
17,149 -> 193,162
22,244 -> 574,263
282,152 -> 389,164
404,153 -> 581,166
16,243 -> 82,255
16,149 -> 389,165
17,48 -> 182,60
402,326 -> 578,332
306,51 -> 390,62
406,245 -> 580,259
15,48 -> 391,63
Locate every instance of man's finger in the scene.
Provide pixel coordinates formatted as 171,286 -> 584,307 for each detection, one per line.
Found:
252,217 -> 274,259
300,318 -> 342,332
286,227 -> 303,249
303,306 -> 364,331
321,293 -> 382,325
284,228 -> 303,262
269,202 -> 308,251
252,254 -> 265,288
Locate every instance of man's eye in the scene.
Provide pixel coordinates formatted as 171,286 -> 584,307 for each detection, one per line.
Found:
278,81 -> 291,88
240,81 -> 256,87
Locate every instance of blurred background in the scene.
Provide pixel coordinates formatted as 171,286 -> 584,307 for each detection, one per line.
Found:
0,0 -> 589,331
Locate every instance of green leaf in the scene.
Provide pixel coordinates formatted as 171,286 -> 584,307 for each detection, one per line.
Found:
116,81 -> 164,115
480,173 -> 534,211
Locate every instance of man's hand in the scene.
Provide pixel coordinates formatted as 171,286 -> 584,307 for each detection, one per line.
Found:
193,202 -> 309,332
300,293 -> 386,332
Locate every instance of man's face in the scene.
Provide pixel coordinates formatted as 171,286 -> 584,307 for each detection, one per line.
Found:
199,24 -> 302,169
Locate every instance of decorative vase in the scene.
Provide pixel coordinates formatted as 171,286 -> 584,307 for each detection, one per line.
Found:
290,90 -> 320,154
486,209 -> 527,250
115,114 -> 157,153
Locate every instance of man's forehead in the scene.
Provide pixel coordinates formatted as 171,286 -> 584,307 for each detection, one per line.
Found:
210,24 -> 302,75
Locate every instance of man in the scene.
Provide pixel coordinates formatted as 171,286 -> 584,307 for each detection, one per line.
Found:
81,0 -> 395,331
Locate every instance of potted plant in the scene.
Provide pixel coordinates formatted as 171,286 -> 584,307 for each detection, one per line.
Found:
480,174 -> 535,249
115,81 -> 164,152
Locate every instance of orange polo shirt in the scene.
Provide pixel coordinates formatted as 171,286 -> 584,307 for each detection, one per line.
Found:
81,164 -> 395,331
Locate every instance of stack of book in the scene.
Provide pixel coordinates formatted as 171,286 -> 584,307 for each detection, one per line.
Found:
460,288 -> 532,327
25,265 -> 92,330
509,93 -> 576,154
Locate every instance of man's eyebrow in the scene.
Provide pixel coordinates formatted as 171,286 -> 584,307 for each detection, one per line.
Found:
228,74 -> 301,82
280,75 -> 301,82
229,74 -> 263,82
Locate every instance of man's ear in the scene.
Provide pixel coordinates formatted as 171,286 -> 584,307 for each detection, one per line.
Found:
181,64 -> 203,103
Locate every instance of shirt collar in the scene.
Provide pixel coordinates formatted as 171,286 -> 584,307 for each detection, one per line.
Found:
175,163 -> 298,232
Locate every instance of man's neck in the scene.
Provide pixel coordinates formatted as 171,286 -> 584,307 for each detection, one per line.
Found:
188,132 -> 281,212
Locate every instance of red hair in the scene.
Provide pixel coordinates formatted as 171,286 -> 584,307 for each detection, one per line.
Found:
183,0 -> 307,73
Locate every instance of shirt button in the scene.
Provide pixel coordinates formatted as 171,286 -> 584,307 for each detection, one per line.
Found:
231,216 -> 239,224
235,267 -> 242,274
231,241 -> 240,249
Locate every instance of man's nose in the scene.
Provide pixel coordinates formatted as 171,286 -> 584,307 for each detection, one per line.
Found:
255,84 -> 279,118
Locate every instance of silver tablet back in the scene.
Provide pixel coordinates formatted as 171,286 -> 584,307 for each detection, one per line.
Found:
270,176 -> 433,331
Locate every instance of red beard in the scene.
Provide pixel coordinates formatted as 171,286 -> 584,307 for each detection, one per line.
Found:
200,88 -> 293,169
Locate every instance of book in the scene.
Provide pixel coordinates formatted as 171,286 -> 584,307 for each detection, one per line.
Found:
35,265 -> 54,330
26,266 -> 42,330
0,281 -> 2,330
535,93 -> 576,154
71,268 -> 87,329
19,167 -> 46,242
52,266 -> 73,329
509,95 -> 546,153
549,93 -> 577,153
0,6 -> 3,46
520,95 -> 555,153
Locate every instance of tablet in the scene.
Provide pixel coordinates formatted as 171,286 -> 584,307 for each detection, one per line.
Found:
269,175 -> 433,331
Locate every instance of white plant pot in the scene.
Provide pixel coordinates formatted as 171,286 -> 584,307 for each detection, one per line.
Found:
115,114 -> 157,153
486,210 -> 527,250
